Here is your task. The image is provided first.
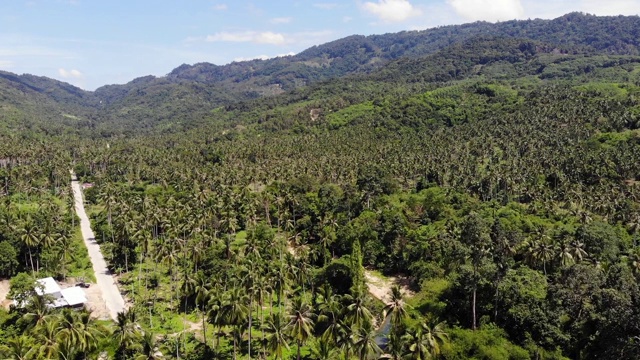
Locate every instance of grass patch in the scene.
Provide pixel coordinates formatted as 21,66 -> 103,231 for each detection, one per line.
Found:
66,227 -> 96,282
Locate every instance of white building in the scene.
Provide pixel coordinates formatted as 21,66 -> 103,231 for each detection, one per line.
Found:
16,277 -> 88,309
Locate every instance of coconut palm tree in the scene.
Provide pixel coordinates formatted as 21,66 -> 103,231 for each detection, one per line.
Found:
264,312 -> 290,359
136,332 -> 164,360
22,294 -> 52,330
17,216 -> 40,274
352,322 -> 382,360
35,318 -> 61,359
310,337 -> 337,360
287,297 -> 315,360
402,321 -> 448,360
0,336 -> 37,360
114,310 -> 141,358
219,287 -> 249,360
345,294 -> 374,330
382,286 -> 408,335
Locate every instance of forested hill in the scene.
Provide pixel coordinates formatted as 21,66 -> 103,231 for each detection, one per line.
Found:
4,11 -> 640,360
1,12 -> 640,138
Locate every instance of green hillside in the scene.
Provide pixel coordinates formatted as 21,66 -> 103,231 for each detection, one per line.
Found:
1,13 -> 640,360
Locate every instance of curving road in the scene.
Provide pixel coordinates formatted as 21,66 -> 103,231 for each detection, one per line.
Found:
71,173 -> 126,320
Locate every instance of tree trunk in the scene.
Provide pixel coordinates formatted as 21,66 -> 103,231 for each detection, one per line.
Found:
201,305 -> 207,347
472,286 -> 477,331
248,295 -> 252,359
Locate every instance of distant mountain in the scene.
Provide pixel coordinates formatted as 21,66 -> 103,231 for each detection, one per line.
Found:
0,12 -> 639,137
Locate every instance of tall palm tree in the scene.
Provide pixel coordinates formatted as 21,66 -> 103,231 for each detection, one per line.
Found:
287,298 -> 315,360
345,294 -> 374,330
570,239 -> 588,263
35,318 -> 61,359
310,337 -> 337,360
0,336 -> 37,360
219,287 -> 249,360
382,286 -> 408,335
114,310 -> 141,358
353,322 -> 382,360
402,321 -> 448,360
264,313 -> 290,360
136,332 -> 164,360
317,288 -> 345,345
17,216 -> 40,274
22,294 -> 51,330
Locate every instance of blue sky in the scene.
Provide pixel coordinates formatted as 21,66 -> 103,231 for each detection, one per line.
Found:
1,0 -> 638,90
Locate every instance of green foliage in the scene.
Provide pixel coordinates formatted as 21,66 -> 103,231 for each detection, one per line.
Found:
4,13 -> 640,360
444,326 -> 534,360
326,101 -> 376,128
0,241 -> 18,278
7,272 -> 36,305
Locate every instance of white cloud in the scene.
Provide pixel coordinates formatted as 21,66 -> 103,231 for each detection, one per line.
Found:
270,17 -> 293,24
206,31 -> 286,45
576,0 -> 640,16
447,0 -> 524,22
212,3 -> 227,11
58,68 -> 83,78
363,0 -> 422,23
313,3 -> 338,9
255,32 -> 286,45
343,16 -> 353,23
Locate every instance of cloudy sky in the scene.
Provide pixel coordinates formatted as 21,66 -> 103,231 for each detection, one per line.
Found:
0,0 -> 638,90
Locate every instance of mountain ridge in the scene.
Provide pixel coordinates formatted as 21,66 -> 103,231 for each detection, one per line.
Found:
1,12 -> 640,137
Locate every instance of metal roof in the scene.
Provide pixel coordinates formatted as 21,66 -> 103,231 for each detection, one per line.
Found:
35,277 -> 62,296
60,287 -> 88,306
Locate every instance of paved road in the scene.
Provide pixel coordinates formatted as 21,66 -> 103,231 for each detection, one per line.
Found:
71,174 -> 126,320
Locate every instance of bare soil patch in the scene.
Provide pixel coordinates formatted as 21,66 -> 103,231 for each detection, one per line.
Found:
0,280 -> 11,309
60,278 -> 110,320
364,270 -> 414,303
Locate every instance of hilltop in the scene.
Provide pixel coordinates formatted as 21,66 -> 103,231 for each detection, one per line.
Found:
1,12 -> 640,137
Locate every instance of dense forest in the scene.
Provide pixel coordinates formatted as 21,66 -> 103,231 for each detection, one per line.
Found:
1,12 -> 640,360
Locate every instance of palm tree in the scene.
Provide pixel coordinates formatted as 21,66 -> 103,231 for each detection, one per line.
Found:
17,216 -> 40,274
206,291 -> 224,349
0,336 -> 37,360
556,240 -> 575,267
219,287 -> 249,360
287,297 -> 315,360
317,288 -> 345,345
22,294 -> 51,330
136,332 -> 164,360
382,286 -> 408,335
310,337 -> 337,360
189,272 -> 211,345
379,331 -> 403,360
70,311 -> 103,356
524,237 -> 555,276
570,239 -> 588,263
114,310 -> 141,358
264,313 -> 290,359
57,339 -> 79,360
35,318 -> 61,359
345,294 -> 374,330
402,321 -> 448,360
352,322 -> 382,360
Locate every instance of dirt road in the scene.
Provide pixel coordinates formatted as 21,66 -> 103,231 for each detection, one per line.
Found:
71,174 -> 126,320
